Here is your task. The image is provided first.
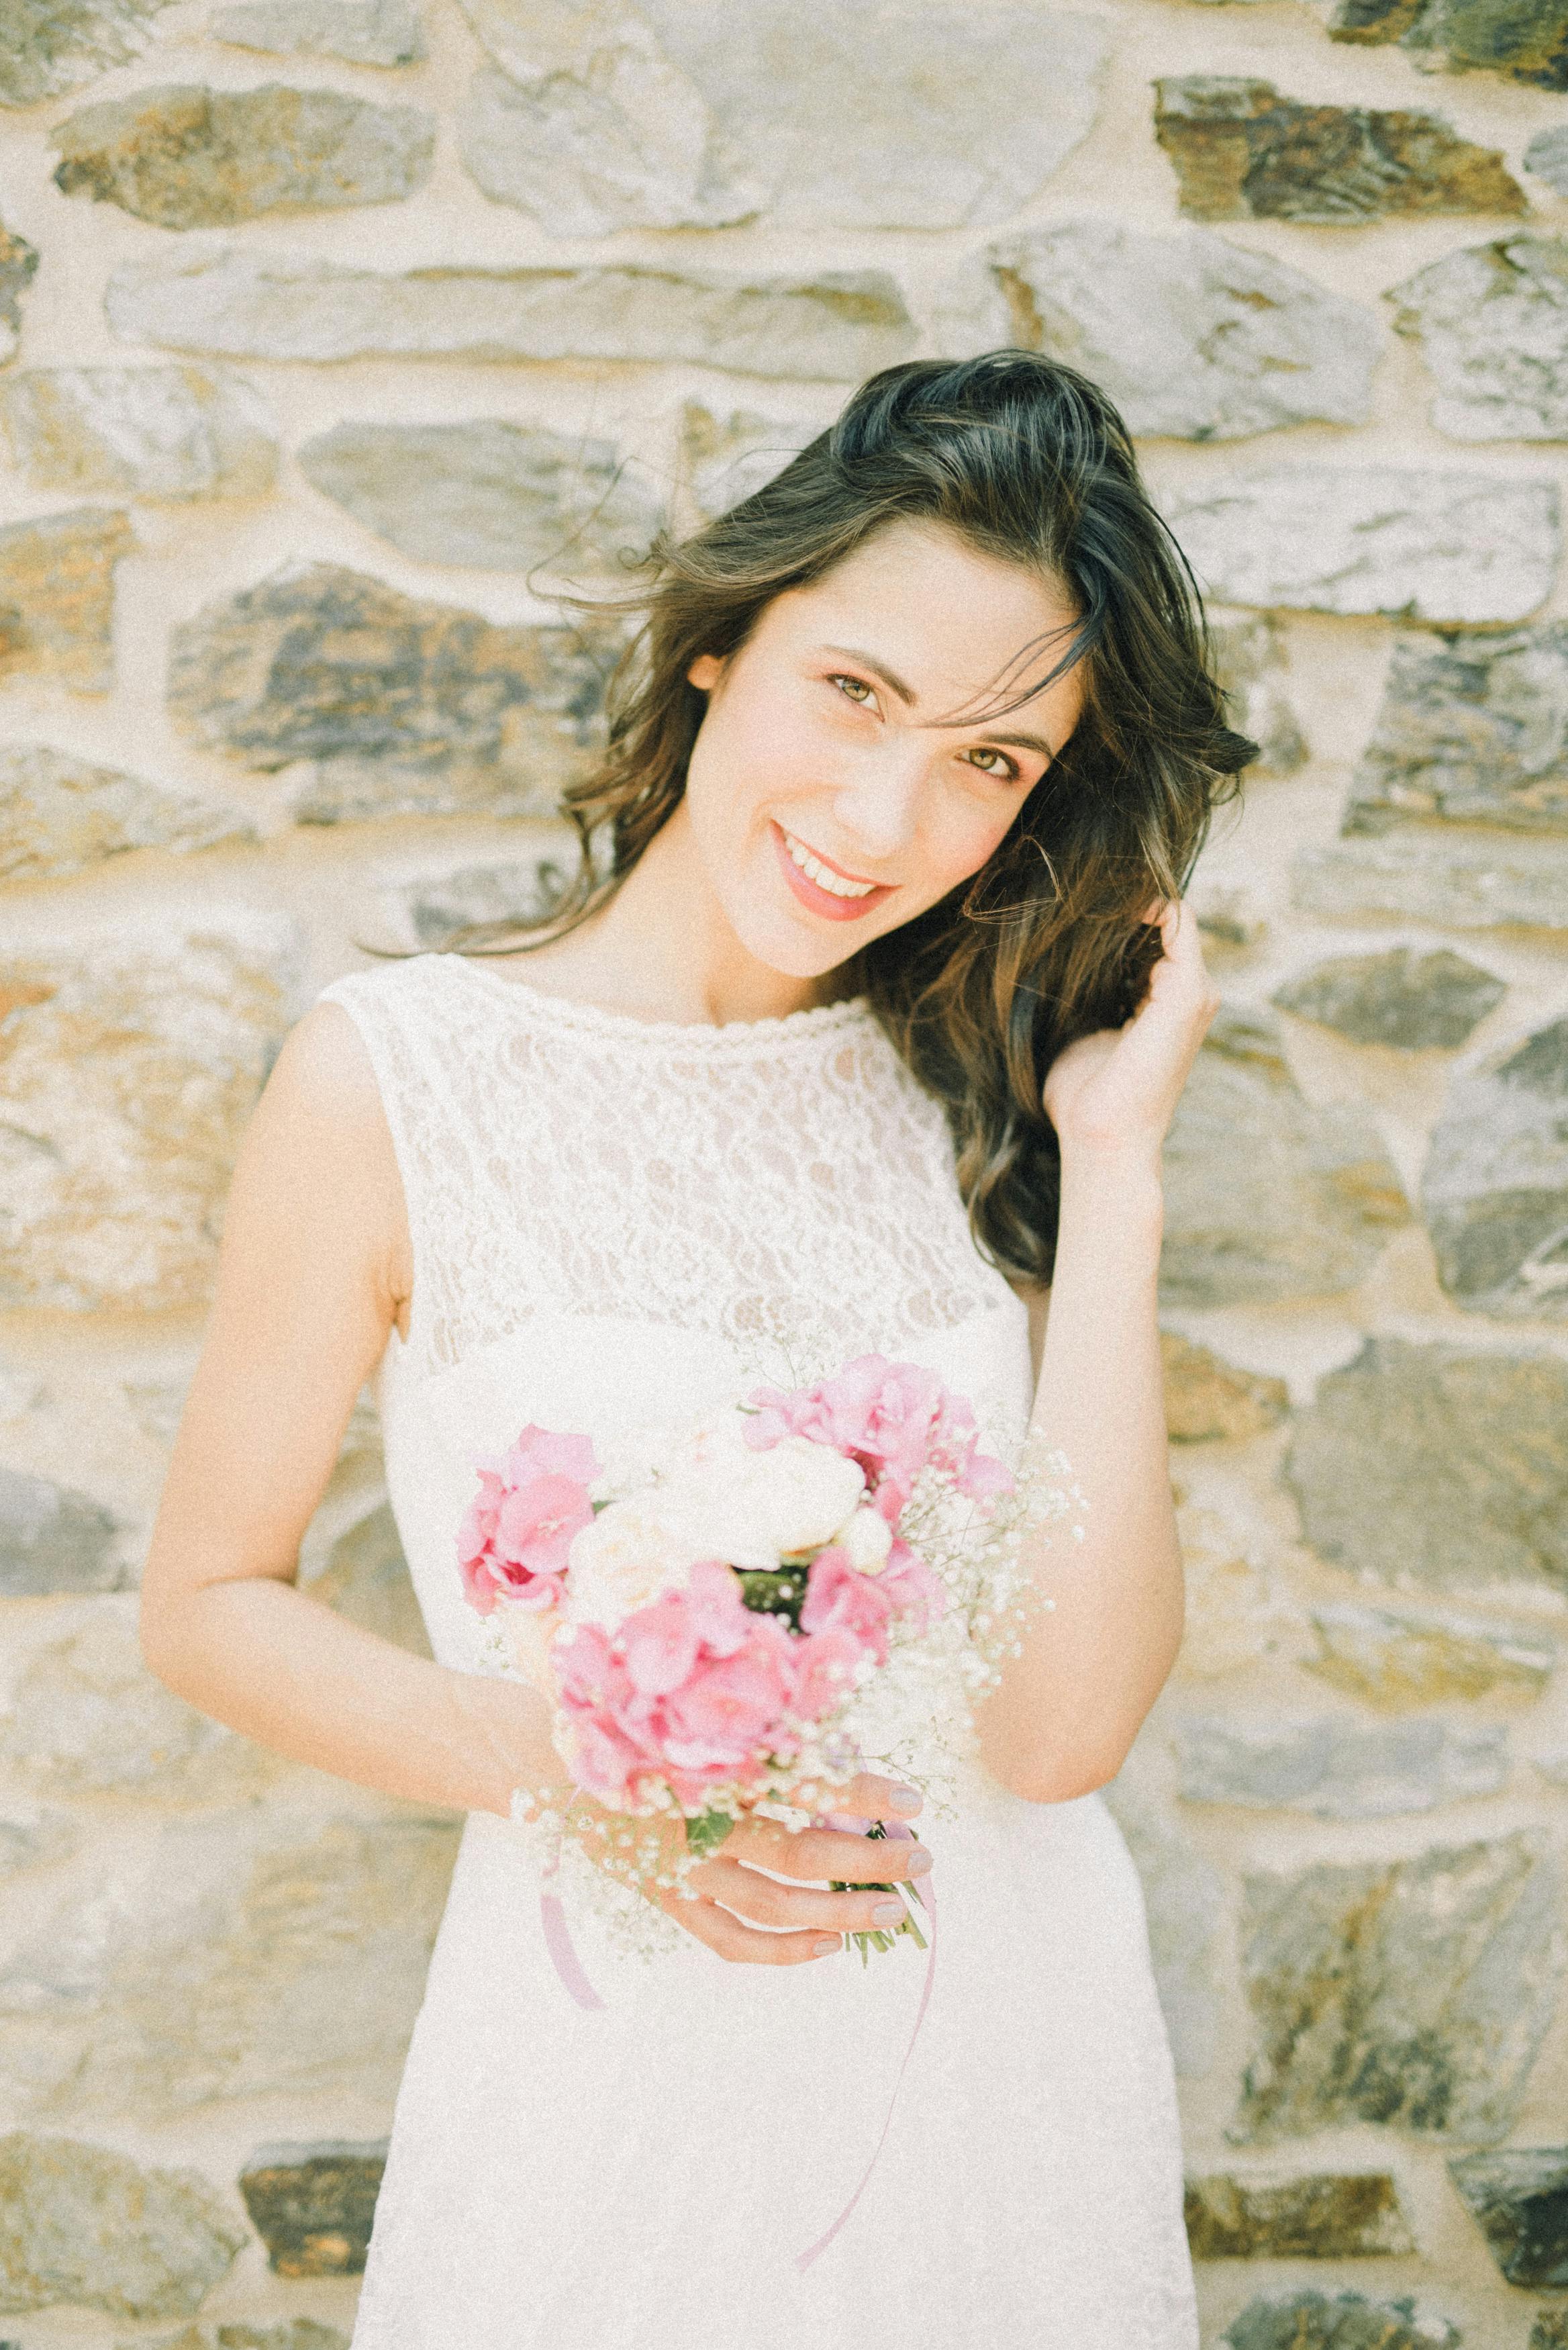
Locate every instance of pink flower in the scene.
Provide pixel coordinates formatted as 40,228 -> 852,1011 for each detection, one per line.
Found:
879,1538 -> 946,1634
800,1544 -> 895,1664
456,1424 -> 599,1616
619,1588 -> 702,1699
656,1617 -> 799,1774
791,1625 -> 867,1720
743,1355 -> 1013,1519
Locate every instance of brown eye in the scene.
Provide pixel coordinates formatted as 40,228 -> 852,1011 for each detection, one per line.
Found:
965,746 -> 1019,780
829,673 -> 876,707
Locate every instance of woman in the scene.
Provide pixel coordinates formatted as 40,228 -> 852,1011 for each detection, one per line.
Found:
141,350 -> 1251,2348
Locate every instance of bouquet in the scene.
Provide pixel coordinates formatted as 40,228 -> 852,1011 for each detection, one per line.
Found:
456,1354 -> 1038,1960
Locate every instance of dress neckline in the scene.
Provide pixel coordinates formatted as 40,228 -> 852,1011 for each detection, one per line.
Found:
437,951 -> 876,1050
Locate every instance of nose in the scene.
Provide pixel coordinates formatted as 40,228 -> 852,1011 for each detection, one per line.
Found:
826,741 -> 923,871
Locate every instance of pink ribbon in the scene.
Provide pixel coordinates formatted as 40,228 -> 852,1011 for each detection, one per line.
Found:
533,1820 -> 936,2268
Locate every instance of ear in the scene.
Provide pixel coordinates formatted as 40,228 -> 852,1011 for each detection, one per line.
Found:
687,653 -> 723,693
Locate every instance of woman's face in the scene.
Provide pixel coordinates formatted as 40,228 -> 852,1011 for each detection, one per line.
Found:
683,518 -> 1085,982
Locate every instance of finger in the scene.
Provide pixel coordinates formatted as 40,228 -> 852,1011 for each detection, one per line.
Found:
775,1769 -> 922,1822
663,1890 -> 842,1965
728,1813 -> 934,1883
695,1856 -> 912,1934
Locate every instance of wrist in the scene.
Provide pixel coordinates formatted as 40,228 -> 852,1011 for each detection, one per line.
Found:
1057,1137 -> 1165,1209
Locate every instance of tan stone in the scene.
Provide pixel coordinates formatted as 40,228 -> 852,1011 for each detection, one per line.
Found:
0,367 -> 277,500
1209,616 -> 1306,780
1307,1601 -> 1557,1709
1162,1331 -> 1288,1442
304,1501 -> 430,1658
1175,1497 -> 1306,1681
0,0 -> 178,107
0,508 -> 133,694
0,928 -> 298,1314
0,218 -> 38,363
682,401 -> 820,518
0,743 -> 255,886
213,0 -> 424,64
0,2132 -> 244,2318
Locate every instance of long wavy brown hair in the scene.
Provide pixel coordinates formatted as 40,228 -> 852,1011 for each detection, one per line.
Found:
433,351 -> 1255,1287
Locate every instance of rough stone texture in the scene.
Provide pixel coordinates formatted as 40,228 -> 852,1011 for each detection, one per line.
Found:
458,0 -> 1107,235
0,2132 -> 244,2318
1344,626 -> 1568,839
1185,2171 -> 1416,2259
1527,126 -> 1568,195
0,1603 -> 281,1797
1531,2309 -> 1568,2350
1273,949 -> 1505,1050
0,1813 -> 460,2118
0,930 -> 297,1314
129,2325 -> 348,2350
1293,833 -> 1568,933
1447,2149 -> 1568,2286
1162,1331 -> 1289,1442
52,85 -> 434,230
0,221 -> 38,366
1330,0 -> 1568,90
0,367 -> 277,501
1389,238 -> 1568,444
0,0 -> 177,106
1236,1833 -> 1564,2142
238,2143 -> 387,2277
107,249 -> 918,381
1163,469 -> 1559,625
990,222 -> 1380,440
1154,77 -> 1526,222
1422,1017 -> 1568,1319
1306,1601 -> 1557,1709
0,743 -> 255,886
0,1813 -> 79,1881
398,851 -> 572,949
1160,1004 -> 1410,1307
0,508 -> 134,694
682,402 -> 819,518
211,0 -> 425,64
1174,1495 -> 1308,1680
1101,1765 -> 1223,2074
1210,616 -> 1307,780
1191,874 -> 1269,949
303,1500 -> 430,1657
1285,1337 -> 1568,1594
1222,2294 -> 1461,2350
297,420 -> 663,572
168,563 -> 616,825
0,1468 -> 119,1596
1175,1713 -> 1509,1818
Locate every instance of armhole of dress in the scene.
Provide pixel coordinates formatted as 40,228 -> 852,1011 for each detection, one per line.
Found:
314,972 -> 432,1378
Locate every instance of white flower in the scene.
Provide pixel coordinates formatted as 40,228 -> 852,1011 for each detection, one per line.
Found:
668,1435 -> 865,1566
835,1503 -> 893,1574
566,1495 -> 708,1630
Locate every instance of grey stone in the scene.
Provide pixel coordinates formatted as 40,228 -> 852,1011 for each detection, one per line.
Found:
1155,76 -> 1525,222
1163,468 -> 1559,625
0,1466 -> 119,1596
1389,238 -> 1568,444
303,1501 -> 430,1657
168,563 -> 616,825
458,0 -> 1107,235
0,0 -> 177,106
130,2325 -> 349,2350
0,220 -> 37,365
297,420 -> 663,573
0,508 -> 134,694
1210,616 -> 1306,780
1185,2171 -> 1416,2257
0,743 -> 255,886
1283,1337 -> 1568,1595
1101,1766 -> 1223,2075
0,1812 -> 460,2118
1237,1832 -> 1564,2143
1191,875 -> 1269,949
1161,1331 -> 1289,1442
211,0 -> 424,64
1307,1601 -> 1557,1709
1526,126 -> 1568,195
0,1814 -> 78,1881
1161,1004 -> 1410,1307
682,402 -> 819,518
1330,0 -> 1568,91
399,852 -> 573,949
1293,833 -> 1568,933
1222,2292 -> 1461,2350
1273,949 -> 1505,1050
106,248 -> 918,382
991,222 -> 1380,440
1344,626 -> 1568,839
237,2142 -> 386,2277
0,929 -> 297,1314
1448,2148 -> 1568,2286
1175,1713 -> 1509,1819
0,2132 -> 244,2318
1422,1016 -> 1568,1317
52,84 -> 434,230
1531,2308 -> 1568,2350
0,367 -> 276,500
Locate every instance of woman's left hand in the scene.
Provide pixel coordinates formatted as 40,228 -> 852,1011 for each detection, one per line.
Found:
1040,897 -> 1219,1168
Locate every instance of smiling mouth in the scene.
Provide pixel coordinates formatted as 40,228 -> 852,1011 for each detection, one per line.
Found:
777,825 -> 883,899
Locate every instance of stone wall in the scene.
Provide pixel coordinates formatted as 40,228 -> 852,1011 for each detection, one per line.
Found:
0,0 -> 1565,2342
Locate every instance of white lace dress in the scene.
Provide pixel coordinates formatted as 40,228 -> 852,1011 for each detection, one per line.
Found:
315,951 -> 1197,2350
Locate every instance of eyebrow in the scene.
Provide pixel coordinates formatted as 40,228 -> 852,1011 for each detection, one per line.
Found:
821,643 -> 1060,762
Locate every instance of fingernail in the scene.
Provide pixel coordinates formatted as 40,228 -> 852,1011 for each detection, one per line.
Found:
888,1785 -> 922,1817
908,1847 -> 933,1876
872,1900 -> 905,1925
814,1935 -> 841,1955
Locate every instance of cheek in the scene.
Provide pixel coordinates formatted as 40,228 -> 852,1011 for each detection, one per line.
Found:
920,794 -> 1018,898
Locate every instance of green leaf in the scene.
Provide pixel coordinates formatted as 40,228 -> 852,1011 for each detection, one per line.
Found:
684,1807 -> 736,1858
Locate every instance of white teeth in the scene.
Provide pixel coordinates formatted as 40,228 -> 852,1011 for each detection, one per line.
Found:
782,829 -> 877,898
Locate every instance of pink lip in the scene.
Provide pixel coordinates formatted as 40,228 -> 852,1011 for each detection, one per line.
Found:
769,820 -> 897,925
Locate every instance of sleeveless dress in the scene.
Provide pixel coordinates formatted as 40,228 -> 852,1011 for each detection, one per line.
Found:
315,951 -> 1198,2350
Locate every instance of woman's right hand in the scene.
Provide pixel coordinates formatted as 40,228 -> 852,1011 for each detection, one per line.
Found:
559,1773 -> 933,1965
